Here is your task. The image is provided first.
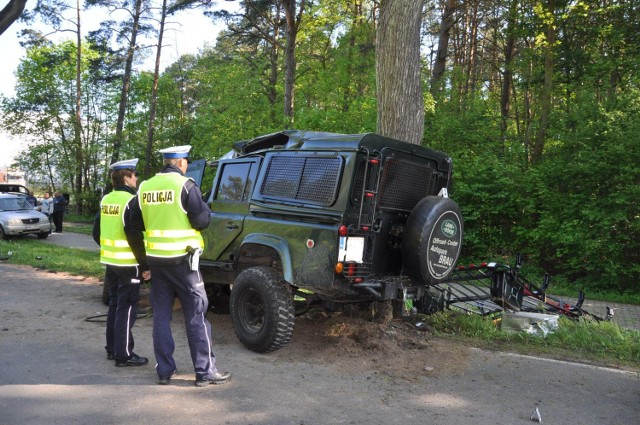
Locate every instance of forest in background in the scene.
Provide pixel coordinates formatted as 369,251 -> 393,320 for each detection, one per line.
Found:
1,0 -> 638,294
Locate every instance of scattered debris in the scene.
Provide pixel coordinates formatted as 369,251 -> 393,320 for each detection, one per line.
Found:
422,254 -> 611,324
530,406 -> 542,423
0,251 -> 13,261
501,312 -> 559,336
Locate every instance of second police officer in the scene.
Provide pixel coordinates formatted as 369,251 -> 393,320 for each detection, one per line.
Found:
93,158 -> 149,367
125,145 -> 231,386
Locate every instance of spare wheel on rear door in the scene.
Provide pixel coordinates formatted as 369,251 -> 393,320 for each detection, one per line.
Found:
402,196 -> 463,283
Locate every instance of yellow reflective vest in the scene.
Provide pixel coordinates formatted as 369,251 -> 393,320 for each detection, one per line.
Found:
138,173 -> 204,258
100,190 -> 137,266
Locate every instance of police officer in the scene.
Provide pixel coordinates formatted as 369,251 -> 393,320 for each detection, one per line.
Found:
92,158 -> 149,367
124,146 -> 231,386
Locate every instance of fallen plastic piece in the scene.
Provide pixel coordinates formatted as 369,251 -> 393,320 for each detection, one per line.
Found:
530,407 -> 542,423
501,312 -> 559,336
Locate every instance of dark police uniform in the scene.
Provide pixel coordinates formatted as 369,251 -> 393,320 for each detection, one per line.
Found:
125,146 -> 230,386
92,159 -> 148,367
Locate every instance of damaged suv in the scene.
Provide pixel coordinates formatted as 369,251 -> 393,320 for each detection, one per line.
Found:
193,130 -> 463,353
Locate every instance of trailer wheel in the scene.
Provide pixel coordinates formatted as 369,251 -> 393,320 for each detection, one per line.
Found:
230,267 -> 294,353
402,196 -> 463,283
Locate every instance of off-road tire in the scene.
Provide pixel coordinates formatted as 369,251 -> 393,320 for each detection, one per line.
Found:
402,196 -> 463,284
230,266 -> 294,353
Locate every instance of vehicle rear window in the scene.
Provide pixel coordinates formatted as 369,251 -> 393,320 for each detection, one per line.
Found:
259,155 -> 343,206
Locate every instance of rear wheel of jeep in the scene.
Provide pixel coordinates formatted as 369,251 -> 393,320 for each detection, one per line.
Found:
402,196 -> 464,283
230,267 -> 295,353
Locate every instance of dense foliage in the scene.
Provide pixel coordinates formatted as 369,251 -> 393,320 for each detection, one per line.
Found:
1,0 -> 638,294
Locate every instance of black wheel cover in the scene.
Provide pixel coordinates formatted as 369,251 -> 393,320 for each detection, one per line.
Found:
230,267 -> 295,353
402,196 -> 464,283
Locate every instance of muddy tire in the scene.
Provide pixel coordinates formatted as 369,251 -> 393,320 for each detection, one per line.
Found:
230,266 -> 295,353
402,196 -> 463,283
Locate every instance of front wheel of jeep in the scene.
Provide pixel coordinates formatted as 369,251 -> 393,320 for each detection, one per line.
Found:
230,267 -> 295,353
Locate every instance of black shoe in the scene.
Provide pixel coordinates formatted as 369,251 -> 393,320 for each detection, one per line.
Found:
115,355 -> 149,367
106,352 -> 114,360
158,370 -> 177,385
195,370 -> 232,387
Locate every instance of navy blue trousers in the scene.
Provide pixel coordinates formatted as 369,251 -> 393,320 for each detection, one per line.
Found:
150,258 -> 217,380
105,265 -> 141,361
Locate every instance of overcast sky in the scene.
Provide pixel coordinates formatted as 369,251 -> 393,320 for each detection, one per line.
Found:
0,0 -> 235,168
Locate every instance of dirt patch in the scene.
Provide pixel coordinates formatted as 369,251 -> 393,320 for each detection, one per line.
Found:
272,309 -> 471,380
16,263 -> 470,380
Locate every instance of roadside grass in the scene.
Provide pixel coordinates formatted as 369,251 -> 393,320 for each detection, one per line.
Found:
0,237 -> 104,279
63,213 -> 95,235
423,311 -> 640,368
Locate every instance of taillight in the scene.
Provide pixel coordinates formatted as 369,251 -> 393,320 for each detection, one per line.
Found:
338,225 -> 348,236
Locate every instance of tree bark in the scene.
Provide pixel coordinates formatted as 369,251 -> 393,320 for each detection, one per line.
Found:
282,0 -> 305,124
376,0 -> 424,144
533,0 -> 555,163
0,0 -> 27,36
430,0 -> 456,95
500,0 -> 518,153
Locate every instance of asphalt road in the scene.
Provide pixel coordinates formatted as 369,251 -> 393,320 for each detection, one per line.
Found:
0,262 -> 638,425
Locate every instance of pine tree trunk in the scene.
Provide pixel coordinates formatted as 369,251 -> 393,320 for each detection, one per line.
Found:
376,0 -> 424,144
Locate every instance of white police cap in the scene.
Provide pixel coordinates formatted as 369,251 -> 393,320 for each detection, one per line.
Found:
109,158 -> 139,171
159,145 -> 192,159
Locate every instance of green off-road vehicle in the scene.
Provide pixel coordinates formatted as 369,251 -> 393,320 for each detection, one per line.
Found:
192,130 -> 463,353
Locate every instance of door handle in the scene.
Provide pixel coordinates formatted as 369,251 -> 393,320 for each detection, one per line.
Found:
225,222 -> 239,230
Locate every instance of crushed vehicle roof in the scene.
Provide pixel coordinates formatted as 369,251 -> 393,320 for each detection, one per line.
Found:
231,130 -> 452,167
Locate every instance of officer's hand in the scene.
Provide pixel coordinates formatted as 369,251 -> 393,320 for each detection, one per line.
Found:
142,271 -> 151,281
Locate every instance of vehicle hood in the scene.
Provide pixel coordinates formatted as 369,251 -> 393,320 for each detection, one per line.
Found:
0,209 -> 47,221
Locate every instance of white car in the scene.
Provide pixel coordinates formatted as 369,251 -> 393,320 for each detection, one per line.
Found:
0,193 -> 51,239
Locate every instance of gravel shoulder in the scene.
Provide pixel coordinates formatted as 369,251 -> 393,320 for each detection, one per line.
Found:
0,263 -> 638,425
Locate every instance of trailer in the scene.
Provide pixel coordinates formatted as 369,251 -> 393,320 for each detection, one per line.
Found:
420,254 -> 613,322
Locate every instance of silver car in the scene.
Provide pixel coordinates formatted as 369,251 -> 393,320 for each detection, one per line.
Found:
0,193 -> 51,239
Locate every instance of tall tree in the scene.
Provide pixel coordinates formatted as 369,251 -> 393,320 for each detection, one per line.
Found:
376,0 -> 424,144
499,0 -> 518,152
532,0 -> 555,163
144,0 -> 168,177
430,0 -> 456,95
281,0 -> 306,123
214,0 -> 284,121
86,0 -> 151,165
20,0 -> 87,210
